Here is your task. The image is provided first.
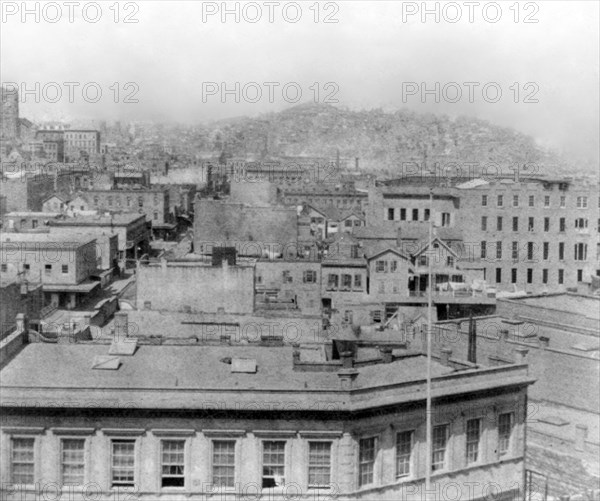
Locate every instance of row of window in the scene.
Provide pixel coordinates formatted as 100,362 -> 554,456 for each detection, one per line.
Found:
492,267 -> 583,285
1,263 -> 69,274
327,273 -> 363,291
479,241 -> 589,262
9,415 -> 514,490
481,216 -> 596,233
481,194 -> 590,208
384,208 -> 451,226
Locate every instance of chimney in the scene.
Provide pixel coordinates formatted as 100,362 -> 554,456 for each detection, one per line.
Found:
440,347 -> 452,366
538,336 -> 550,349
379,346 -> 393,364
293,348 -> 301,365
340,350 -> 354,369
514,347 -> 528,364
16,313 -> 29,333
114,312 -> 128,340
337,368 -> 359,390
575,424 -> 588,451
144,300 -> 152,310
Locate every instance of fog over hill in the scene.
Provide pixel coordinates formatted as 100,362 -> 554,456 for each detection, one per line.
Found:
203,103 -> 597,179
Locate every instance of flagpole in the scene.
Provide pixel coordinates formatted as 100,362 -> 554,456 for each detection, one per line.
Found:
425,187 -> 433,499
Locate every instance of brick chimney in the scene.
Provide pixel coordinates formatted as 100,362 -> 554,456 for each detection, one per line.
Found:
514,347 -> 528,364
379,346 -> 393,364
538,336 -> 550,349
340,350 -> 354,369
337,368 -> 359,390
114,312 -> 128,341
440,347 -> 452,366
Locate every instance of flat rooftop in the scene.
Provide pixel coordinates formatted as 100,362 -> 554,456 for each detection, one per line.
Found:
49,213 -> 146,226
0,232 -> 96,247
0,343 -> 532,411
505,293 -> 600,321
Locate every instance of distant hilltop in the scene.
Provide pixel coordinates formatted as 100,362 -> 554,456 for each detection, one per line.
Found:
205,103 -> 597,178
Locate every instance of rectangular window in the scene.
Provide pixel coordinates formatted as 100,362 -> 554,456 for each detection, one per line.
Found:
161,440 -> 185,488
262,441 -> 285,488
11,437 -> 35,485
543,217 -> 550,232
303,270 -> 317,283
282,271 -> 292,283
498,413 -> 514,456
466,419 -> 481,464
513,195 -> 519,207
528,195 -> 535,207
412,209 -> 419,221
497,195 -> 503,207
359,437 -> 377,486
342,274 -> 352,289
327,274 -> 338,290
354,274 -> 362,289
560,196 -> 566,208
528,217 -> 534,232
496,242 -> 502,259
212,440 -> 235,488
577,196 -> 588,208
375,260 -> 388,273
495,268 -> 502,283
559,242 -> 565,261
527,242 -> 534,261
527,268 -> 533,284
424,209 -> 430,221
480,241 -> 487,259
559,218 -> 566,232
512,217 -> 518,232
544,196 -> 550,208
111,440 -> 135,487
400,208 -> 406,221
44,264 -> 52,275
481,195 -> 488,206
542,269 -> 548,284
481,216 -> 487,231
511,269 -> 517,284
387,208 -> 395,221
558,269 -> 564,284
1,264 -> 6,272
396,431 -> 413,478
497,216 -> 503,231
577,269 -> 583,282
441,213 -> 451,227
432,425 -> 448,472
62,265 -> 68,274
512,242 -> 518,260
574,243 -> 587,261
61,438 -> 85,485
308,442 -> 331,488
543,242 -> 549,260
390,261 -> 398,272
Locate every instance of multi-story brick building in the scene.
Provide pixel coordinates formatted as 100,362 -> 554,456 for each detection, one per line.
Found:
34,129 -> 65,162
81,188 -> 172,232
0,86 -> 20,141
63,129 -> 100,162
0,327 -> 534,501
368,176 -> 600,293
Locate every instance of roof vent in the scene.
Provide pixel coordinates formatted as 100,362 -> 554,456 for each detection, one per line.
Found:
231,358 -> 257,373
92,355 -> 121,370
109,339 -> 138,356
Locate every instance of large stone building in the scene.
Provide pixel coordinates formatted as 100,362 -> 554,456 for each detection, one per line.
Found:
0,323 -> 534,501
0,86 -> 20,142
367,176 -> 600,292
63,129 -> 101,162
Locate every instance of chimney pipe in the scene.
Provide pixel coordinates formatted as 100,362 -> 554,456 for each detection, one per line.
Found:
440,347 -> 452,366
514,347 -> 528,364
538,336 -> 550,349
337,368 -> 359,390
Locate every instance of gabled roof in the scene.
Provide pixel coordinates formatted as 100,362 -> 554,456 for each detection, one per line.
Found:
366,246 -> 411,261
42,194 -> 67,204
412,236 -> 458,258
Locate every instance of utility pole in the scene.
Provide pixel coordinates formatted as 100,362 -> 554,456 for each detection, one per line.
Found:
425,186 -> 434,499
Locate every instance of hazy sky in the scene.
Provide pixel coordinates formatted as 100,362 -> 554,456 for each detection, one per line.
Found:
2,1 -> 598,162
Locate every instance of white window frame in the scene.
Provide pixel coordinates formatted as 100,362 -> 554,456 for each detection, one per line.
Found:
395,429 -> 414,479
